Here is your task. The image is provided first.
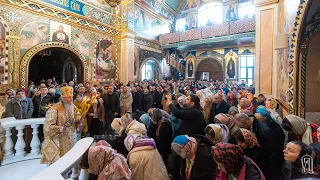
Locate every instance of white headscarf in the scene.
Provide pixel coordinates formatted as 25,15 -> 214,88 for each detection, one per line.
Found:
285,115 -> 313,145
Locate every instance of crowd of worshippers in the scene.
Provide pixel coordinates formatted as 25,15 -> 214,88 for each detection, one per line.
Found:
1,78 -> 320,180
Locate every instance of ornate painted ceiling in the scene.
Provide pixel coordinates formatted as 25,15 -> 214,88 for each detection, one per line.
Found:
165,0 -> 184,11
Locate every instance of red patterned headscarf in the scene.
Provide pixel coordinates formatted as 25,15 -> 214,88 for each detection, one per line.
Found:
212,143 -> 244,174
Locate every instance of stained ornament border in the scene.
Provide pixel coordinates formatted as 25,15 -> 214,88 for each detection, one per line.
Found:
19,42 -> 88,88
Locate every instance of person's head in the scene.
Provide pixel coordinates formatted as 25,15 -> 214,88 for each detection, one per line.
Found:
97,88 -> 103,97
228,106 -> 239,116
235,128 -> 260,149
282,115 -> 308,136
6,89 -> 13,96
60,86 -> 74,104
212,143 -> 244,174
16,89 -> 25,100
131,87 -> 136,93
217,89 -> 223,95
48,88 -> 56,96
78,87 -> 85,94
265,98 -> 277,109
196,90 -> 203,99
107,86 -> 114,94
150,108 -> 162,124
177,96 -> 186,107
136,85 -> 141,91
227,91 -> 235,99
68,81 -> 74,87
246,90 -> 254,100
171,135 -> 196,159
76,94 -> 84,102
283,141 -> 313,169
39,83 -> 46,89
205,124 -> 230,144
185,94 -> 200,109
257,94 -> 266,103
123,86 -> 128,93
213,93 -> 223,104
239,98 -> 251,110
205,96 -> 213,105
234,113 -> 252,130
40,87 -> 48,96
46,79 -> 52,85
85,82 -> 90,88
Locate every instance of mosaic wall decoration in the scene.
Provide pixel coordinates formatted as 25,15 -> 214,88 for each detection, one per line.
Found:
0,17 -> 9,84
71,29 -> 89,60
224,49 -> 238,79
20,22 -> 50,58
137,0 -> 175,21
288,0 -> 310,114
95,39 -> 117,81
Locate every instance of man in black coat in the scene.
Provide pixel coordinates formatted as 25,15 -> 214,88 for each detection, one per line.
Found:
131,87 -> 142,113
102,86 -> 120,134
210,93 -> 230,123
32,86 -> 52,118
167,94 -> 205,136
234,113 -> 279,180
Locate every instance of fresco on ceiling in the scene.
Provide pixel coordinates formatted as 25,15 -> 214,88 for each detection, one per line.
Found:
50,21 -> 71,45
71,29 -> 89,60
0,22 -> 5,82
20,22 -> 50,58
95,40 -> 117,80
134,5 -> 162,38
140,0 -> 175,21
277,0 -> 299,103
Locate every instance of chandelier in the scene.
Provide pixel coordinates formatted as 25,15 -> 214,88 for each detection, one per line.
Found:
36,49 -> 51,57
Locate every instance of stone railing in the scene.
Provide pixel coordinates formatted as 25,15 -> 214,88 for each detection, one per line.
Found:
159,16 -> 256,45
30,137 -> 93,180
1,117 -> 45,165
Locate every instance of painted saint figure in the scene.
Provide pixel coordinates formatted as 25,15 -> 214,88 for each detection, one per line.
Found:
52,25 -> 69,44
227,57 -> 235,78
21,23 -> 49,49
188,61 -> 193,77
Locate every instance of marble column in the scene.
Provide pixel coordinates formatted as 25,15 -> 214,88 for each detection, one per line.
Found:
120,32 -> 135,84
255,0 -> 279,96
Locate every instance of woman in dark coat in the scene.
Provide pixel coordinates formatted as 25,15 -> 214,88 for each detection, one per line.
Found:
147,108 -> 172,164
212,143 -> 265,180
282,141 -> 319,179
171,135 -> 217,180
143,89 -> 153,112
235,128 -> 263,172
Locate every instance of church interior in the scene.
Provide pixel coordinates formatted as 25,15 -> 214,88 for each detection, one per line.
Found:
1,0 -> 320,179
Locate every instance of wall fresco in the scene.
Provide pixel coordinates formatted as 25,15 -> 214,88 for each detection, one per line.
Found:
50,21 -> 71,45
95,40 -> 117,80
71,29 -> 89,60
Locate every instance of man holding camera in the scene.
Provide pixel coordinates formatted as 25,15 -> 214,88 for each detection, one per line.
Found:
166,94 -> 205,136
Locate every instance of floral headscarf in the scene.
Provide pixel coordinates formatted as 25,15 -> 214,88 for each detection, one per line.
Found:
88,140 -> 131,180
124,134 -> 156,152
212,143 -> 244,174
205,124 -> 230,144
171,135 -> 198,180
239,128 -> 260,148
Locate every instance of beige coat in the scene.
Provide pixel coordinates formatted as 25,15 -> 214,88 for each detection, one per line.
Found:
128,146 -> 170,180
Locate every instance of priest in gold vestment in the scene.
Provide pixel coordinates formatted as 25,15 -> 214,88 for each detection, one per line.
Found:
40,86 -> 80,165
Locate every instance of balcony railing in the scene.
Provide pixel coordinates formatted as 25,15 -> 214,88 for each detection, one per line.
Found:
159,16 -> 255,45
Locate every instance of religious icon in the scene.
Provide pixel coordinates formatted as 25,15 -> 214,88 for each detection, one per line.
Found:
226,5 -> 236,21
50,21 -> 71,45
188,61 -> 193,77
225,49 -> 238,79
21,22 -> 50,50
95,40 -> 116,80
52,25 -> 69,44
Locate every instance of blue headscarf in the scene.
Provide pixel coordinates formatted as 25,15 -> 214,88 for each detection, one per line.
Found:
256,106 -> 273,123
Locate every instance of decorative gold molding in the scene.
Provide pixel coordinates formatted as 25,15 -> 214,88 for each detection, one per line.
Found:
255,0 -> 279,7
8,35 -> 21,39
19,42 -> 88,88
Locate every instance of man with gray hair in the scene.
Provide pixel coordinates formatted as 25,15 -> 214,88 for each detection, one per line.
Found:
49,87 -> 60,103
209,93 -> 230,124
234,113 -> 281,179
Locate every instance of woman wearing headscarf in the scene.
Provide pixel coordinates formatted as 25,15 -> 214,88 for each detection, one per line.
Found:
214,113 -> 239,144
124,134 -> 169,180
212,143 -> 265,180
282,115 -> 318,145
203,96 -> 213,125
119,86 -> 133,117
238,98 -> 253,115
111,113 -> 147,137
228,106 -> 239,117
205,124 -> 230,144
265,97 -> 283,123
147,108 -> 172,164
282,141 -> 319,179
81,140 -> 131,180
171,135 -> 217,180
196,90 -> 205,108
235,128 -> 263,171
226,91 -> 238,107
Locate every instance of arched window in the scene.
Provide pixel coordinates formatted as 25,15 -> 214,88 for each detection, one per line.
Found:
142,60 -> 154,80
238,2 -> 255,19
198,3 -> 223,27
176,18 -> 186,32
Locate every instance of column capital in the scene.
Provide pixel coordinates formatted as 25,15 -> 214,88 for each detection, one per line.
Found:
255,0 -> 279,7
120,32 -> 136,39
